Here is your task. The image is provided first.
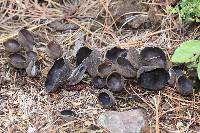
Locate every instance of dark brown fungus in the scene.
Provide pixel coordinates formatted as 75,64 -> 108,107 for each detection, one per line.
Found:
137,66 -> 169,90
3,39 -> 21,53
92,76 -> 106,89
114,57 -> 137,78
76,46 -> 92,66
45,58 -> 72,92
26,60 -> 38,77
26,51 -> 38,63
60,109 -> 76,116
18,28 -> 34,51
176,76 -> 193,96
98,61 -> 113,78
83,50 -> 101,77
140,47 -> 166,68
59,109 -> 77,121
168,67 -> 183,86
105,47 -> 127,63
106,72 -> 124,92
126,47 -> 141,69
46,41 -> 63,59
67,63 -> 87,85
9,53 -> 28,69
188,68 -> 198,80
98,89 -> 116,108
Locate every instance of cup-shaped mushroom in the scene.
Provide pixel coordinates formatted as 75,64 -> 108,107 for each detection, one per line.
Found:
191,78 -> 200,91
9,53 -> 28,69
46,41 -> 63,59
106,72 -> 125,92
98,61 -> 113,78
168,67 -> 183,86
60,109 -> 76,117
3,39 -> 21,53
26,60 -> 38,77
83,50 -> 101,77
67,63 -> 87,85
76,46 -> 92,66
26,51 -> 38,63
114,57 -> 137,78
140,47 -> 166,68
45,58 -> 72,92
188,68 -> 198,80
59,109 -> 77,121
92,76 -> 106,89
98,89 -> 116,108
126,47 -> 141,69
176,76 -> 193,96
18,28 -> 34,51
137,66 -> 169,90
105,47 -> 127,63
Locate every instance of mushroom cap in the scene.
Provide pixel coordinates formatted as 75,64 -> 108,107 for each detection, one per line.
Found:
106,47 -> 127,63
46,41 -> 63,59
98,89 -> 116,108
106,72 -> 124,92
140,47 -> 166,68
126,47 -> 141,69
59,109 -> 77,121
18,28 -> 34,51
26,51 -> 38,63
83,50 -> 101,77
98,61 -> 113,78
26,60 -> 38,77
188,68 -> 198,79
168,67 -> 183,86
92,76 -> 106,89
137,66 -> 169,90
60,109 -> 76,117
176,76 -> 193,96
3,39 -> 21,53
67,63 -> 87,85
76,46 -> 92,66
114,57 -> 137,78
9,53 -> 28,69
45,58 -> 72,92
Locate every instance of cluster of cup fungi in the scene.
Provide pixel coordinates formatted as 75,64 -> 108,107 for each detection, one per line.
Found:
3,28 -> 193,108
3,29 -> 38,77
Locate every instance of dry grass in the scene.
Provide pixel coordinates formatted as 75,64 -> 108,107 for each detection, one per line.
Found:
0,0 -> 200,132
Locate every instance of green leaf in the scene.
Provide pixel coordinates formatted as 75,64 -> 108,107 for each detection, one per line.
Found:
173,0 -> 200,22
197,62 -> 200,80
171,40 -> 200,63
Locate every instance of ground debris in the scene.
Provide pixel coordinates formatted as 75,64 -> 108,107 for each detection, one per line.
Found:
108,0 -> 165,29
48,20 -> 79,31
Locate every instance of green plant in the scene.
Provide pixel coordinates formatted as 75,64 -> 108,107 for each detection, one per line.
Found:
169,0 -> 200,22
171,40 -> 200,79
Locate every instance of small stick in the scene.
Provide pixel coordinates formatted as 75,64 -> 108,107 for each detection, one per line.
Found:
155,94 -> 160,133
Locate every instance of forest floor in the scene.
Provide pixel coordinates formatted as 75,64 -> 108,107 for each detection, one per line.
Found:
0,0 -> 200,132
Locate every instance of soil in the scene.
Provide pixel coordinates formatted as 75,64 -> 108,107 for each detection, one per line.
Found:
0,0 -> 200,132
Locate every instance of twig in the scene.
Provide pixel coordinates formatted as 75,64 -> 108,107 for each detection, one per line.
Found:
154,94 -> 160,133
